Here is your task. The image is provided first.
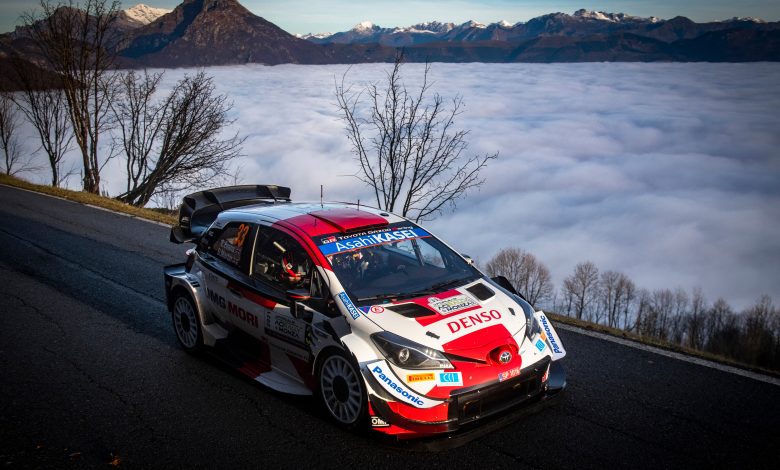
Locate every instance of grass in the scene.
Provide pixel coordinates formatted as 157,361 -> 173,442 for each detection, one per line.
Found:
0,174 -> 177,226
2,173 -> 776,378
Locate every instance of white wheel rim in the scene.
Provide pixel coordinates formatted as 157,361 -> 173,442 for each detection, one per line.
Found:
320,355 -> 363,424
173,297 -> 199,348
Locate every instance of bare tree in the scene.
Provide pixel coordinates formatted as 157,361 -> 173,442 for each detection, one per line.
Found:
562,261 -> 599,321
686,287 -> 708,350
484,247 -> 553,306
742,295 -> 776,367
21,0 -> 120,193
335,53 -> 497,222
599,270 -> 636,329
704,298 -> 740,358
633,288 -> 652,335
111,70 -> 244,207
0,92 -> 25,175
10,59 -> 74,186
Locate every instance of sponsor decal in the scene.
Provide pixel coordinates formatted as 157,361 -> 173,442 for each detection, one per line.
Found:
535,339 -> 546,352
206,288 -> 258,328
371,416 -> 390,428
406,373 -> 435,383
427,294 -> 477,315
319,227 -> 430,256
538,313 -> 564,354
370,305 -> 385,314
337,291 -> 361,320
358,306 -> 371,314
206,287 -> 226,309
446,309 -> 502,334
234,223 -> 250,247
265,311 -> 305,343
228,301 -> 259,328
498,367 -> 521,382
436,371 -> 463,386
370,363 -> 429,407
322,235 -> 337,244
216,239 -> 241,265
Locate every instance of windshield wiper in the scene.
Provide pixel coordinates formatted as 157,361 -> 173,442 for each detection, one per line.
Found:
357,293 -> 404,303
426,277 -> 470,292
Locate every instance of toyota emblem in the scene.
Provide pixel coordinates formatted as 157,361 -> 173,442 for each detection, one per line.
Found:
499,351 -> 512,364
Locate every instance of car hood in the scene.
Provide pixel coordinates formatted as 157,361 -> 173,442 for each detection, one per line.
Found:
356,279 -> 528,361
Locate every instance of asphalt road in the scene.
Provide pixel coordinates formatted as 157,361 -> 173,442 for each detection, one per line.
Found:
1,184 -> 778,469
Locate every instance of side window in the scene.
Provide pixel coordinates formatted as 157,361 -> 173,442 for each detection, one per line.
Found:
207,222 -> 252,269
252,227 -> 313,293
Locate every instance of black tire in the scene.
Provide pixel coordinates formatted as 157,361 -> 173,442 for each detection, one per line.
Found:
171,291 -> 203,353
317,350 -> 367,428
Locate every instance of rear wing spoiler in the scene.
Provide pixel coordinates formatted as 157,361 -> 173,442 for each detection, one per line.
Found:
169,185 -> 291,244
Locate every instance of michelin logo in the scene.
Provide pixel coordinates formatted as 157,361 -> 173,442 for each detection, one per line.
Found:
538,313 -> 564,355
371,364 -> 427,407
337,292 -> 361,320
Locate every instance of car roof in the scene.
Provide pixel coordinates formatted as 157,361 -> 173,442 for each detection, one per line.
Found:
218,202 -> 410,238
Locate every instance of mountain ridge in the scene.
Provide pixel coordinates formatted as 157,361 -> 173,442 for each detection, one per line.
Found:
2,0 -> 778,69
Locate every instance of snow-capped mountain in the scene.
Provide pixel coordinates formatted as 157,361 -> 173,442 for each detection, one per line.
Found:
117,3 -> 171,28
3,1 -> 778,69
303,9 -> 774,46
572,8 -> 660,23
124,4 -> 171,24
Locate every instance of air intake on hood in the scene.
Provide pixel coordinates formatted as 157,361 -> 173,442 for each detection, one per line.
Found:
466,283 -> 495,301
385,303 -> 434,318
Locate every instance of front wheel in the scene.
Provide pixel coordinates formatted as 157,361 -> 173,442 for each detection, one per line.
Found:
318,351 -> 367,428
172,292 -> 203,352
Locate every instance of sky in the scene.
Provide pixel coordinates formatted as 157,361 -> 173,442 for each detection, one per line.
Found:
2,0 -> 780,35
12,62 -> 780,311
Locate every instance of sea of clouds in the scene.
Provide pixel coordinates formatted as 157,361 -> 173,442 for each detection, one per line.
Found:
15,62 -> 780,309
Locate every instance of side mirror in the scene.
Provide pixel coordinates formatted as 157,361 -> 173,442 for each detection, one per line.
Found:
286,289 -> 313,321
491,275 -> 527,300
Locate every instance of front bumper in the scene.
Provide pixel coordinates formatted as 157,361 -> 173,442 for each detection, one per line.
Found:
366,357 -> 565,438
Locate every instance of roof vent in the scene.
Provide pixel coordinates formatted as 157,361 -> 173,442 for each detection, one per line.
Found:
466,283 -> 495,301
385,303 -> 434,318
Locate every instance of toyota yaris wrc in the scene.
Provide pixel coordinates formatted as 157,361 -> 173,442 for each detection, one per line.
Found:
164,185 -> 566,438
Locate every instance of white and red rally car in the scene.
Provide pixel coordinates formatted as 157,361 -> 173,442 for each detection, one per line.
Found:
164,185 -> 566,438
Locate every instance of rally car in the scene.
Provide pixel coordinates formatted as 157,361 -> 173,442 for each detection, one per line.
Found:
164,185 -> 566,438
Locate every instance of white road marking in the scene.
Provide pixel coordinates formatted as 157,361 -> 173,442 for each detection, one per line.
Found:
556,322 -> 780,387
1,183 -> 171,227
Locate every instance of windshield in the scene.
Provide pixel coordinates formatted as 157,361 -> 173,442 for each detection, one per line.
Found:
315,223 -> 480,304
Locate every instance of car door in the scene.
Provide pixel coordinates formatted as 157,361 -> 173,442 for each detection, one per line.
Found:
250,225 -> 318,374
197,221 -> 261,332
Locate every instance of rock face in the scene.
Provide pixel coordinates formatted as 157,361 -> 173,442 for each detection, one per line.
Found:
116,0 -> 326,66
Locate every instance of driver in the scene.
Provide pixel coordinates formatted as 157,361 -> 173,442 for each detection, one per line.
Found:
272,240 -> 310,289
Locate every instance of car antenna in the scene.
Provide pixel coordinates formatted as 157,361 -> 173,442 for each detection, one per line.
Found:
320,184 -> 323,208
357,199 -> 360,211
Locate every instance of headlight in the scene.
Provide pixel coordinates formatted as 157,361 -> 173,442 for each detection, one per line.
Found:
371,331 -> 453,370
514,295 -> 541,341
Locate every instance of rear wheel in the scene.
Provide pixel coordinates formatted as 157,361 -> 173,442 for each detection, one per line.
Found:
172,292 -> 203,352
318,351 -> 366,427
